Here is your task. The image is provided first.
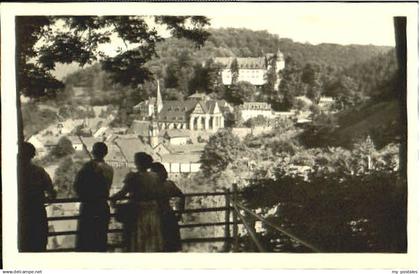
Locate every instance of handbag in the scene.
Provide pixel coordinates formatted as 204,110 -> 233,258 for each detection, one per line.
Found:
114,202 -> 137,223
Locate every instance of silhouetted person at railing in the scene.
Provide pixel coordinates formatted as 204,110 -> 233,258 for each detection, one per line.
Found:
111,152 -> 165,252
19,142 -> 57,252
150,162 -> 185,252
74,142 -> 113,252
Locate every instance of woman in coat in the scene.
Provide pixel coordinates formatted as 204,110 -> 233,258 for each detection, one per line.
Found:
150,162 -> 185,252
111,153 -> 165,252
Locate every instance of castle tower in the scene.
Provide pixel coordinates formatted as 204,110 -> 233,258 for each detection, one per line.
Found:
275,48 -> 285,71
156,79 -> 163,114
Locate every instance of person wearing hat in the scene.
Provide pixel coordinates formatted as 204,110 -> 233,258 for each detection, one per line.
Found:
19,142 -> 57,252
74,142 -> 113,252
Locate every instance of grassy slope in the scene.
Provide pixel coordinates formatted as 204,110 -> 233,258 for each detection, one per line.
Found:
334,99 -> 402,148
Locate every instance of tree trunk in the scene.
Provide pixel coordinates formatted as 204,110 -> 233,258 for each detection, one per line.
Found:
393,16 -> 407,252
16,15 -> 24,250
17,91 -> 24,251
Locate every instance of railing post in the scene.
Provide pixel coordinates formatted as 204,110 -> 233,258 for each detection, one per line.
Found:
232,183 -> 239,252
245,211 -> 257,252
223,187 -> 231,252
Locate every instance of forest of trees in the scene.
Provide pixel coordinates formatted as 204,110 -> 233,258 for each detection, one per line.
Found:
59,27 -> 395,115
206,28 -> 391,66
24,26 -> 395,127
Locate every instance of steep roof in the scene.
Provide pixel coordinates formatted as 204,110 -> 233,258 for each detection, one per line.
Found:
205,101 -> 217,113
163,129 -> 191,139
104,142 -> 127,163
67,136 -> 102,148
188,93 -> 210,101
114,136 -> 157,163
65,135 -> 80,145
240,102 -> 272,110
158,100 -> 197,122
93,126 -> 109,138
83,117 -> 107,130
128,120 -> 151,136
111,127 -> 128,134
66,136 -> 103,158
153,99 -> 224,122
214,57 -> 267,69
133,98 -> 156,110
161,153 -> 201,164
194,101 -> 209,113
166,143 -> 206,154
81,137 -> 103,150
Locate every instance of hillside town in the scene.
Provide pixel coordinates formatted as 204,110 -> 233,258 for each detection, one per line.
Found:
14,13 -> 406,255
25,51 -> 338,250
29,50 -> 335,180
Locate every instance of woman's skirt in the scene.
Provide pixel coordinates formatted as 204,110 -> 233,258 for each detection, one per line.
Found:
126,201 -> 164,252
161,210 -> 182,252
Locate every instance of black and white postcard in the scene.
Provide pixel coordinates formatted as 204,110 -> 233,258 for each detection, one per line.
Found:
1,1 -> 418,271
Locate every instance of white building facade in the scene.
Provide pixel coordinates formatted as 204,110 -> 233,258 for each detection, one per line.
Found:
134,90 -> 228,132
213,49 -> 285,88
239,102 -> 275,121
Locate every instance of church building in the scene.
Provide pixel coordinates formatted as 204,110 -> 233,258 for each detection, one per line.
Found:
133,83 -> 230,131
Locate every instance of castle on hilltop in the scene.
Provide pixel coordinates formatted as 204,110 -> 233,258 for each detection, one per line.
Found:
213,49 -> 285,89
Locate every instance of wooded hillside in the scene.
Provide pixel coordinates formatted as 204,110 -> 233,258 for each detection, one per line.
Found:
62,27 -> 394,106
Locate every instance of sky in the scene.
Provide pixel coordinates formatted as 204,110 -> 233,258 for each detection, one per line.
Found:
52,5 -> 400,80
209,14 -> 396,47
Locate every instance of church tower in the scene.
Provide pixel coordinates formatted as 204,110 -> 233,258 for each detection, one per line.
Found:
149,81 -> 161,148
149,118 -> 159,148
156,79 -> 163,114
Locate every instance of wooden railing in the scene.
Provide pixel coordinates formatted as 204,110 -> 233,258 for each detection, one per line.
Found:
45,184 -> 321,252
229,184 -> 321,253
231,201 -> 322,252
46,191 -> 239,252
